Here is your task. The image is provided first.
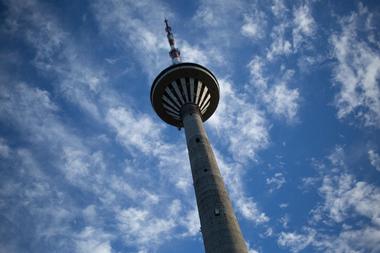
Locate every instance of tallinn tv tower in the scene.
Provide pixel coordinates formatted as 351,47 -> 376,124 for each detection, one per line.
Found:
151,20 -> 248,253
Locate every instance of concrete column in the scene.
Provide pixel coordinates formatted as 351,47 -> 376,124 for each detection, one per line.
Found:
181,103 -> 248,253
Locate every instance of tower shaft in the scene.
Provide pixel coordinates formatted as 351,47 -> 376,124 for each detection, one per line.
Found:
181,104 -> 248,253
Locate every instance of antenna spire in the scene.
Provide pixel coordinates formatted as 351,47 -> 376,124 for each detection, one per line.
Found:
164,19 -> 181,64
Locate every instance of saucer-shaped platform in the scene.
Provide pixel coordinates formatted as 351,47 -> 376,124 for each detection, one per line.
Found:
151,63 -> 220,127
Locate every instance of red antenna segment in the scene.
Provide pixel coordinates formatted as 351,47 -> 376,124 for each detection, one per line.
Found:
165,19 -> 181,64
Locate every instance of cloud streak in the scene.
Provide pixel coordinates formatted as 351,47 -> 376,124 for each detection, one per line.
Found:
331,4 -> 380,127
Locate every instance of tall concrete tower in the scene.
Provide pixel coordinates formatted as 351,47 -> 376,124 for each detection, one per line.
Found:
151,20 -> 248,253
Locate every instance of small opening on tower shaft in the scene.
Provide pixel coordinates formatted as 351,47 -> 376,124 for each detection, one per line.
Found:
195,137 -> 200,143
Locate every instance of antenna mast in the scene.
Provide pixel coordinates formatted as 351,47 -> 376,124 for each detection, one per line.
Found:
165,19 -> 181,64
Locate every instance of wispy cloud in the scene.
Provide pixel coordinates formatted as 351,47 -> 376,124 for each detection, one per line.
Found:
241,11 -> 267,40
3,0 -> 108,120
330,4 -> 380,127
368,149 -> 380,171
247,57 -> 300,122
0,1 -> 205,251
318,172 -> 380,225
0,75 -> 200,252
209,79 -> 270,162
106,107 -> 163,155
266,172 -> 286,192
292,3 -> 316,49
2,1 -> 378,252
215,151 -> 269,224
278,145 -> 380,253
267,0 -> 316,59
192,0 -> 261,67
116,207 -> 176,249
75,227 -> 113,253
241,1 -> 318,123
267,24 -> 292,60
92,0 -> 172,78
278,228 -> 316,252
271,0 -> 287,19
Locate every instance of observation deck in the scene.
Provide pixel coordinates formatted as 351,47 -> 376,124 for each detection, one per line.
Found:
151,62 -> 220,127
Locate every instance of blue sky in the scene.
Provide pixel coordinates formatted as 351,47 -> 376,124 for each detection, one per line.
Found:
0,0 -> 380,252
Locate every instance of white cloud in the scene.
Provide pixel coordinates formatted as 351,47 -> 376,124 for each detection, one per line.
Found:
300,177 -> 319,191
321,226 -> 380,253
319,173 -> 380,225
241,11 -> 266,40
267,1 -> 316,61
280,145 -> 380,253
0,82 -> 71,144
62,148 -> 109,188
267,30 -> 292,60
247,56 -> 267,89
292,4 -> 316,49
3,0 -> 107,120
278,229 -> 315,253
116,207 -> 176,248
92,0 -> 171,77
266,5 -> 292,60
83,205 -> 97,224
0,1 -> 272,252
279,225 -> 380,253
265,83 -> 299,121
106,107 -> 162,155
0,75 -> 193,253
368,149 -> 380,171
271,0 -> 287,18
0,147 -> 80,250
264,227 -> 273,237
63,147 -> 91,180
209,79 -> 269,162
205,79 -> 276,225
331,6 -> 380,127
247,242 -> 260,253
180,41 -> 210,66
0,83 -> 118,252
315,146 -> 380,226
2,7 -> 200,252
193,0 -> 245,30
266,172 -> 286,192
105,106 -> 194,196
2,135 -> 192,253
2,0 -> 66,64
248,58 -> 300,122
244,2 -> 309,123
193,1 -> 221,28
103,105 -> 210,250
75,227 -> 113,253
241,18 -> 260,39
236,197 -> 269,224
192,0 -> 254,66
215,153 -> 269,224
327,145 -> 346,168
279,215 -> 289,228
6,1 -> 379,253
179,208 -> 201,237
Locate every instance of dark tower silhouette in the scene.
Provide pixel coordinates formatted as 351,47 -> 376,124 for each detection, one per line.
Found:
151,20 -> 248,253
